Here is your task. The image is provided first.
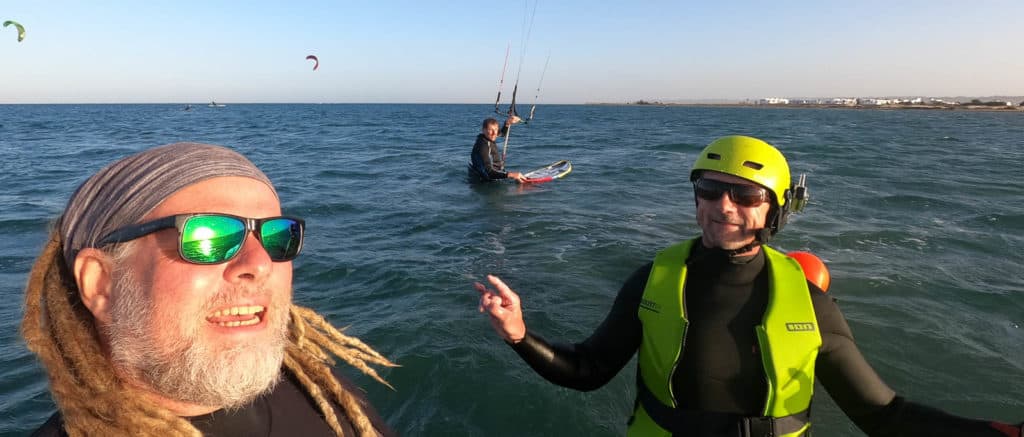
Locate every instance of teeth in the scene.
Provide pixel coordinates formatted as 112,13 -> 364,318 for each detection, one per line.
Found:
214,315 -> 262,327
210,306 -> 265,318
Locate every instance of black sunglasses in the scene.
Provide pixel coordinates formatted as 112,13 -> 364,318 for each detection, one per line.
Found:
97,213 -> 305,264
693,178 -> 770,207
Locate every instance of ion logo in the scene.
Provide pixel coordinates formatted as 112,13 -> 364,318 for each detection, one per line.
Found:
640,299 -> 661,313
786,322 -> 815,332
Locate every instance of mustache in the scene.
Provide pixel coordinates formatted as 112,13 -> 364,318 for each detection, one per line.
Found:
202,283 -> 269,311
708,213 -> 744,226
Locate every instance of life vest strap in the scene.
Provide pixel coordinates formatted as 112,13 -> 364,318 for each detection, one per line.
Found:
637,382 -> 810,436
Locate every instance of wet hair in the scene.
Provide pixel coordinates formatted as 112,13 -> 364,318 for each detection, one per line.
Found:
481,118 -> 500,129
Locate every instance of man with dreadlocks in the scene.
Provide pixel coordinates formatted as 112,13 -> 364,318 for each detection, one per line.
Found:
23,142 -> 397,436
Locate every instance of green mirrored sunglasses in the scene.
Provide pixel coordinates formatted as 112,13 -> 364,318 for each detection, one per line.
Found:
97,213 -> 305,264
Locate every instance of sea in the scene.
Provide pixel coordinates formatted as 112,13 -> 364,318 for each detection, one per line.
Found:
0,104 -> 1021,436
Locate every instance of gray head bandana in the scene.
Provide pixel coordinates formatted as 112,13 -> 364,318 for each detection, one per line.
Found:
59,142 -> 277,267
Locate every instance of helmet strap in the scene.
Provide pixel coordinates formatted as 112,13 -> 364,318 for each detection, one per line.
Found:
723,227 -> 773,257
723,200 -> 785,257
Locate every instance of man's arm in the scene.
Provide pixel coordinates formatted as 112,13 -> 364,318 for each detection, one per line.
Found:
507,263 -> 651,391
813,290 -> 1021,436
498,115 -> 520,137
480,140 -> 524,182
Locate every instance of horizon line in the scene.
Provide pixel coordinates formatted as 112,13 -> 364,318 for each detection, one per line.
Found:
3,95 -> 1024,105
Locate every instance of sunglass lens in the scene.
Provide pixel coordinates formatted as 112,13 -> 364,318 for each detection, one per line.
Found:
694,179 -> 726,201
260,218 -> 303,261
695,179 -> 767,207
181,216 -> 246,264
731,186 -> 766,207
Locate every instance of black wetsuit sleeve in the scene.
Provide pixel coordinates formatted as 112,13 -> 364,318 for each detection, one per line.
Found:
508,263 -> 651,391
813,287 -> 1019,437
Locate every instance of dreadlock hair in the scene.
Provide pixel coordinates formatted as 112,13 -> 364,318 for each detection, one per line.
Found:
22,231 -> 397,436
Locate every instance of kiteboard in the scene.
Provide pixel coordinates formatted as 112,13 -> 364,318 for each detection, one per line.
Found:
522,160 -> 572,183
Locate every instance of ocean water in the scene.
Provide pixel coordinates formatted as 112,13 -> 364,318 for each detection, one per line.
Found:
0,104 -> 1021,436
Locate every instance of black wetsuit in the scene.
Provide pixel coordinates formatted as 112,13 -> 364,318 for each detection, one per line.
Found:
468,127 -> 510,182
510,240 -> 1017,436
30,369 -> 394,437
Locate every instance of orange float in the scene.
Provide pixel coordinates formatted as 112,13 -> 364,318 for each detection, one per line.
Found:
787,251 -> 830,293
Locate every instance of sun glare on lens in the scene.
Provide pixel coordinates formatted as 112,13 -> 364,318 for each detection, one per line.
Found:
191,226 -> 216,256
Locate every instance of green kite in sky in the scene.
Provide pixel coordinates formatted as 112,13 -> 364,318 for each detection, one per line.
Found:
3,20 -> 25,42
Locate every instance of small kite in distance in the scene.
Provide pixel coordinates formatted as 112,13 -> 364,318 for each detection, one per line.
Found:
306,55 -> 319,71
3,20 -> 25,42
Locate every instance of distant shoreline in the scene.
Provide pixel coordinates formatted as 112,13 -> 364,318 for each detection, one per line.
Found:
1,102 -> 1021,111
590,102 -> 1024,112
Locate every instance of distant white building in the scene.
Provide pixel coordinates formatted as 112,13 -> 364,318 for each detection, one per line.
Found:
827,98 -> 857,105
859,98 -> 896,105
757,97 -> 789,105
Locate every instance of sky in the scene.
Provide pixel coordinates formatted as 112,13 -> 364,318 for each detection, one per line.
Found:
2,0 -> 1023,104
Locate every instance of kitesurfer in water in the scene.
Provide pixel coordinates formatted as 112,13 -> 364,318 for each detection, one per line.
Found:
468,116 -> 527,183
474,135 -> 1023,436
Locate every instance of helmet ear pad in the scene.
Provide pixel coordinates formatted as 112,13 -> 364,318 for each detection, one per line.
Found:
766,204 -> 784,237
766,187 -> 794,237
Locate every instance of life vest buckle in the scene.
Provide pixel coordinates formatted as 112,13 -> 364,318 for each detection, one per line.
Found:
740,416 -> 776,437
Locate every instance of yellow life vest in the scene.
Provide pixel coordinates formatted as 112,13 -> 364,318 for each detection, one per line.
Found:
628,239 -> 821,437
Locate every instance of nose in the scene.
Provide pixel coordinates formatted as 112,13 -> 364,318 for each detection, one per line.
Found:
224,231 -> 273,282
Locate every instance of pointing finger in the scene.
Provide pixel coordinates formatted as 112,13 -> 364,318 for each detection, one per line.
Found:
487,274 -> 520,305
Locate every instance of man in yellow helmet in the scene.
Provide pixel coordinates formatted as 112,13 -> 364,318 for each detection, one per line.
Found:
475,136 -> 1022,436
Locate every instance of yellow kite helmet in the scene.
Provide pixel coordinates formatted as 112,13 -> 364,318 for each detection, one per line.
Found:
690,135 -> 790,207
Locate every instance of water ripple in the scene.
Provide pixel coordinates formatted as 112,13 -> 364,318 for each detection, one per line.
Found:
1,104 -> 1022,436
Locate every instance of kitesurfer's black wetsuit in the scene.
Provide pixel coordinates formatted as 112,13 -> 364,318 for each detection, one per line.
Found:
30,369 -> 394,437
509,241 -> 1017,436
469,128 -> 510,182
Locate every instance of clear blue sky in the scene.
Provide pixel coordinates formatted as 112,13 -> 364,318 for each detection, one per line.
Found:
2,0 -> 1022,103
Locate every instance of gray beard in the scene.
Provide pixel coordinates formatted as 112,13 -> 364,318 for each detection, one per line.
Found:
104,266 -> 289,409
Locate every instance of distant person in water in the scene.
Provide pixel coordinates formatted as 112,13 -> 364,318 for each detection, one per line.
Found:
468,116 -> 527,183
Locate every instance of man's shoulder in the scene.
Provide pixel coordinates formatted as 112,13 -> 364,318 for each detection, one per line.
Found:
806,279 -> 838,313
279,367 -> 395,437
24,370 -> 393,437
29,412 -> 66,437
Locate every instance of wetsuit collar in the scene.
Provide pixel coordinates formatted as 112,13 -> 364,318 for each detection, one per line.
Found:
687,239 -> 766,285
687,237 -> 762,266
